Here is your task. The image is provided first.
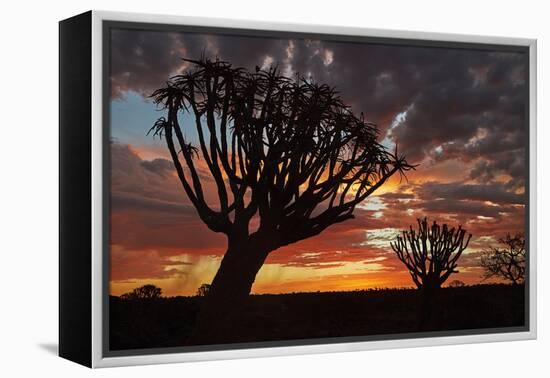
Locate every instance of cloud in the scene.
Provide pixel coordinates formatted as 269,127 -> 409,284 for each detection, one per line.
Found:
417,181 -> 524,205
110,143 -> 227,254
110,29 -> 207,98
111,192 -> 194,214
469,151 -> 526,186
110,245 -> 192,281
421,199 -> 513,218
140,158 -> 174,177
379,192 -> 415,200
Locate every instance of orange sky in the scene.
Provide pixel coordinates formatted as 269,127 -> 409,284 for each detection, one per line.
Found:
109,143 -> 525,297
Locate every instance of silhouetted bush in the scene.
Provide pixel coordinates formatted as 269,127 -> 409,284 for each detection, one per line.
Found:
120,284 -> 162,300
480,233 -> 525,285
448,280 -> 466,288
196,283 -> 211,297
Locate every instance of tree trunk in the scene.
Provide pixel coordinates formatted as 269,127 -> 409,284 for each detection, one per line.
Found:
188,239 -> 269,345
418,276 -> 441,331
421,276 -> 442,296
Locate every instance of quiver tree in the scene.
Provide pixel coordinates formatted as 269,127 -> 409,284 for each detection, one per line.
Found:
480,233 -> 525,285
150,58 -> 413,328
391,218 -> 471,293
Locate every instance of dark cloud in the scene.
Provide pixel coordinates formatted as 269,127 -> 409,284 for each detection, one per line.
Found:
111,144 -> 185,204
110,143 -> 227,253
417,181 -> 524,205
387,51 -> 528,181
468,150 -> 526,185
372,180 -> 526,239
111,192 -> 194,215
421,199 -> 515,218
110,29 -> 207,97
379,192 -> 415,200
110,28 -> 528,186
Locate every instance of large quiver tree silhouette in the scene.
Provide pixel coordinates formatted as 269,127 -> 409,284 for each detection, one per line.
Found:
480,233 -> 525,285
150,58 -> 412,337
391,218 -> 471,294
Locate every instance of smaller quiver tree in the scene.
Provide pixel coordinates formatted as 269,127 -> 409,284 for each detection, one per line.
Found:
480,233 -> 525,285
391,217 -> 471,294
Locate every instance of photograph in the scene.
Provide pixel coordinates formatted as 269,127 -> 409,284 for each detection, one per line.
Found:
3,0 -> 548,375
106,22 -> 529,353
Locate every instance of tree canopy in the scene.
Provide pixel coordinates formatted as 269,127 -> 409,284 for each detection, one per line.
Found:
391,217 -> 471,291
150,58 -> 413,252
480,233 -> 525,285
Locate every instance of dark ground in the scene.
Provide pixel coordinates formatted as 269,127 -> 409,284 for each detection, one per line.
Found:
109,284 -> 525,351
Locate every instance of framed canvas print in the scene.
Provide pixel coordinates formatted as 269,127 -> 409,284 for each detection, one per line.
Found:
59,10 -> 537,368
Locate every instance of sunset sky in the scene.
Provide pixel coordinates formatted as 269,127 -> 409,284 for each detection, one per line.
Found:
108,26 -> 528,296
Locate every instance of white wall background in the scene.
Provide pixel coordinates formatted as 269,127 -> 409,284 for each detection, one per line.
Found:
0,0 -> 547,376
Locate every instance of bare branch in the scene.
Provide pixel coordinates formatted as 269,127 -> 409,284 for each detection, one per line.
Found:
391,217 -> 471,291
480,233 -> 525,285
